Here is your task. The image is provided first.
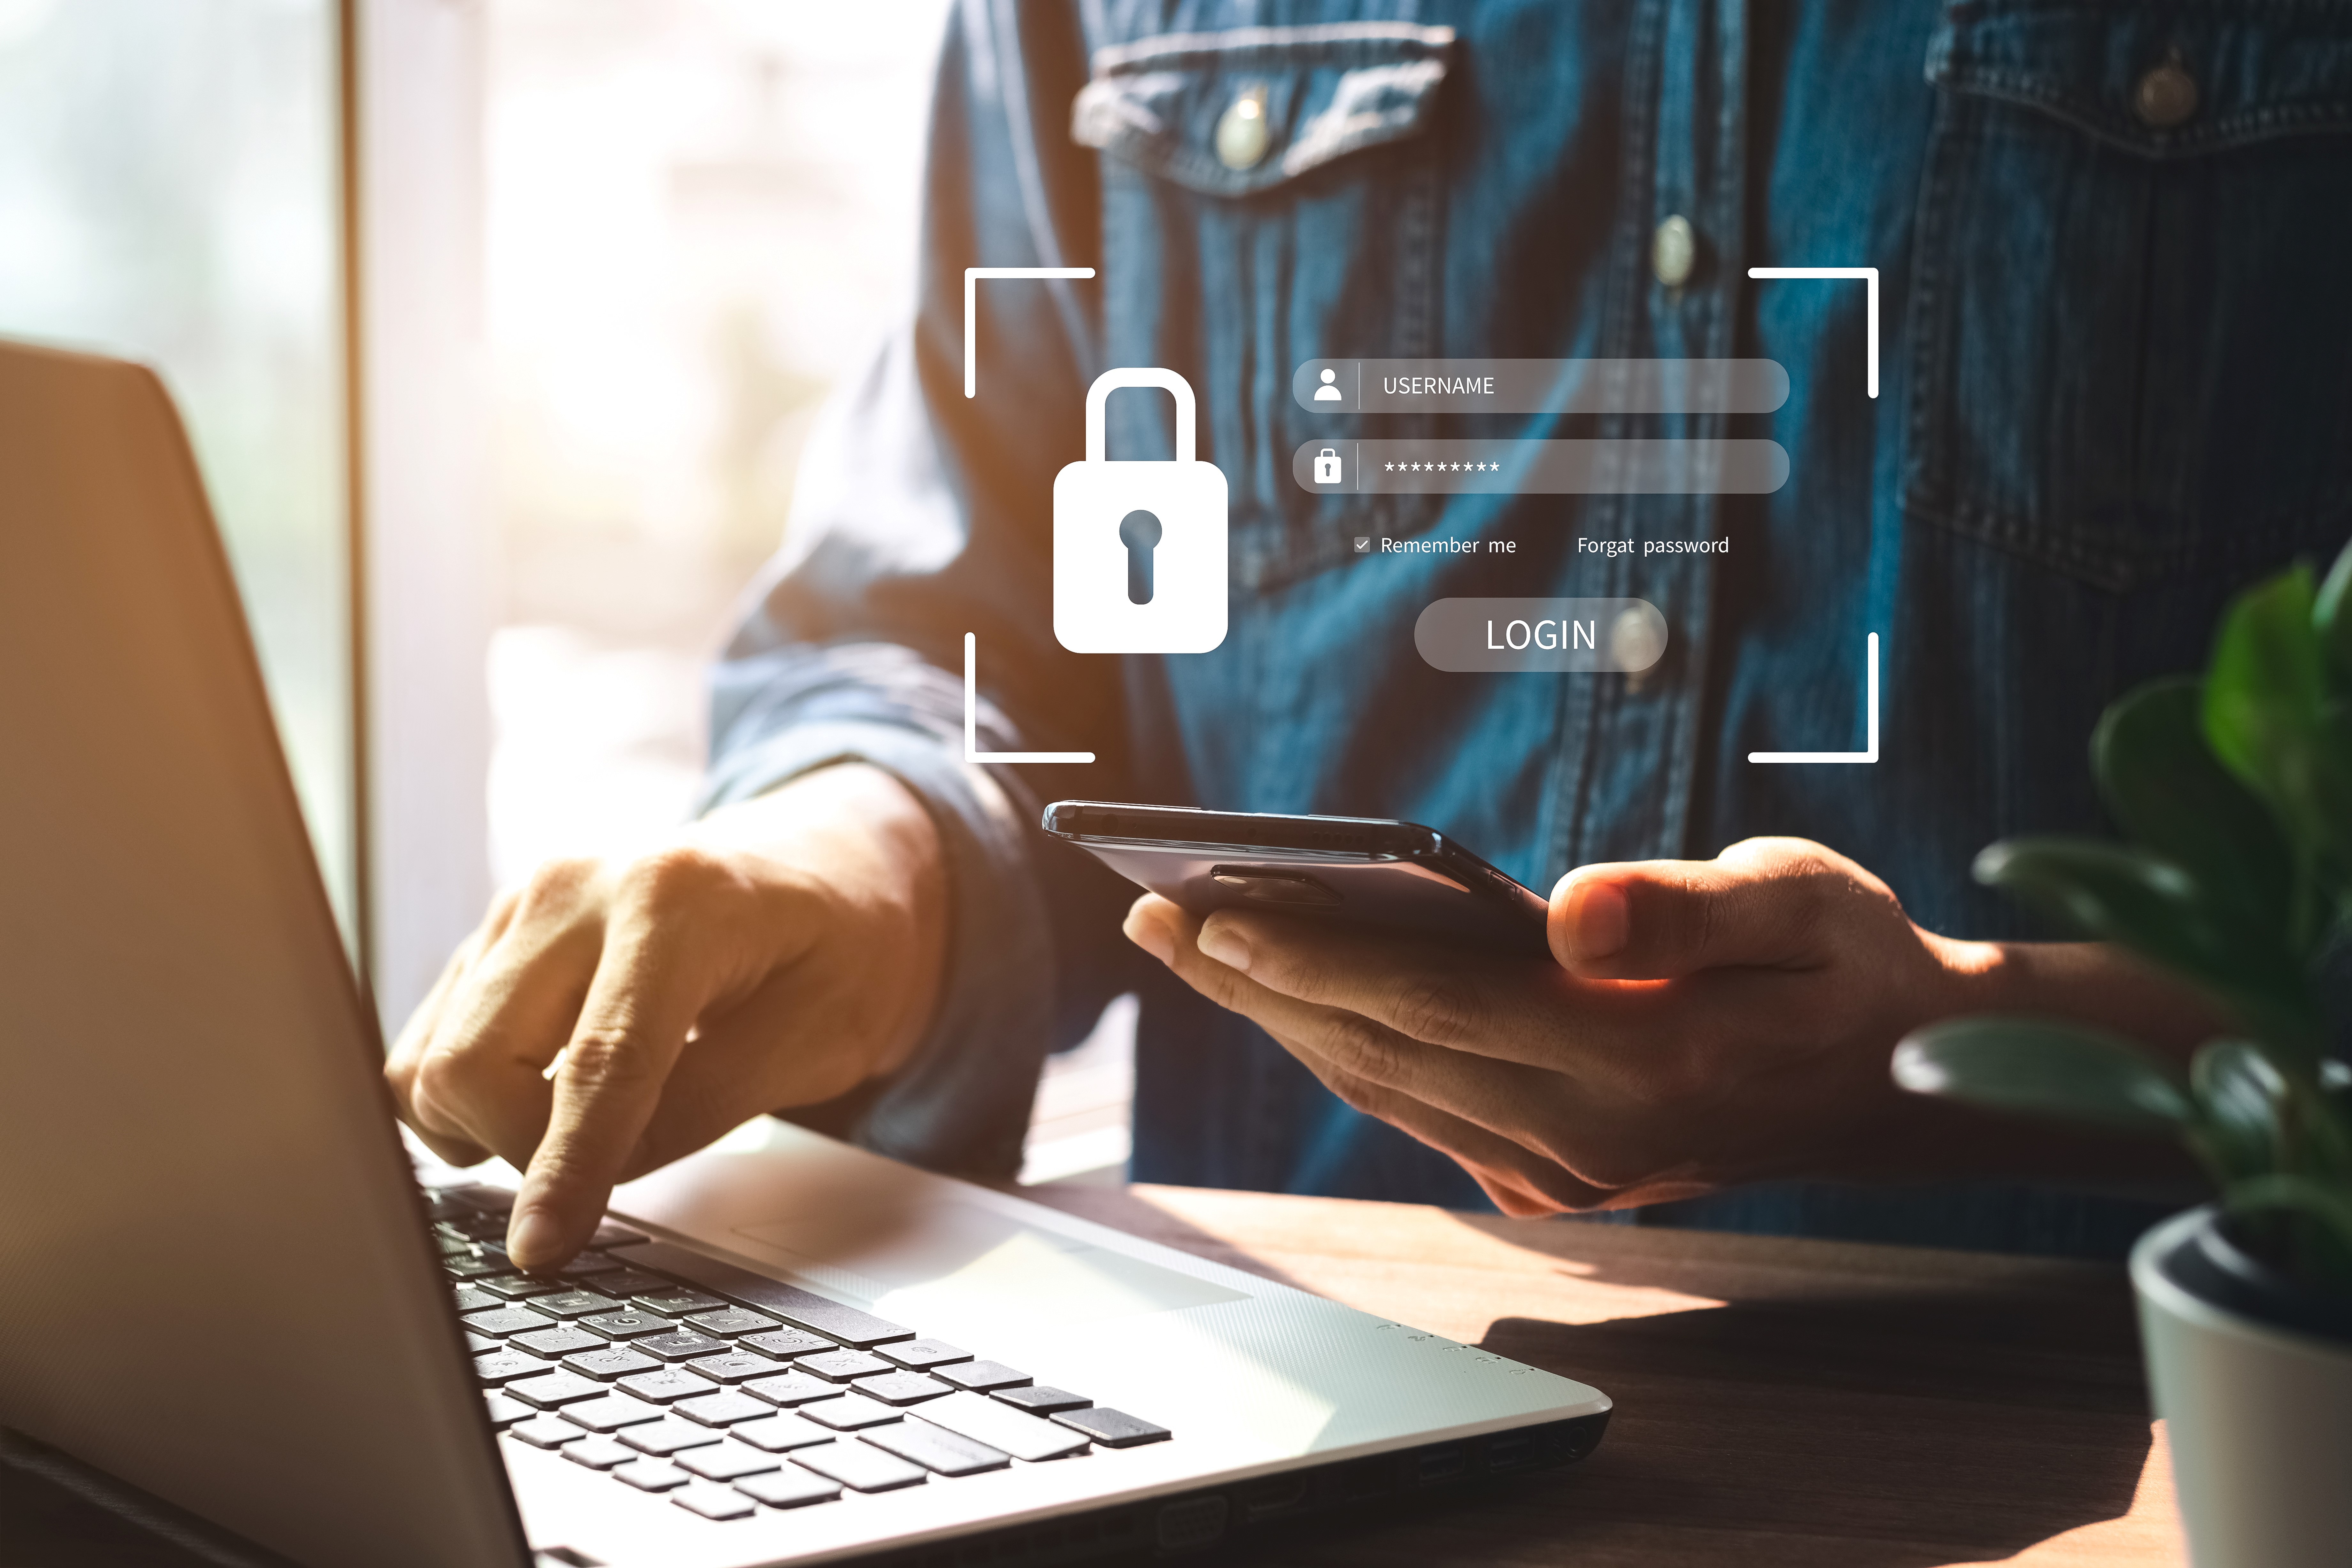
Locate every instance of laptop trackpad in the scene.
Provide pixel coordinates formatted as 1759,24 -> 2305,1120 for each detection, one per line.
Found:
731,1197 -> 1245,1330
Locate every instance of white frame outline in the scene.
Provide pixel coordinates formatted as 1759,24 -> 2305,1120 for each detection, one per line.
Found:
964,266 -> 1097,398
1749,633 -> 1879,764
1747,266 -> 1878,399
965,634 -> 1095,764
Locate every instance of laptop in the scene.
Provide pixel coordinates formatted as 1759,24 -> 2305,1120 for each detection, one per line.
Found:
0,338 -> 1610,1568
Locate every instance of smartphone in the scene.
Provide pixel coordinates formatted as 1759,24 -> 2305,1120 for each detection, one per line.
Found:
1041,800 -> 1552,957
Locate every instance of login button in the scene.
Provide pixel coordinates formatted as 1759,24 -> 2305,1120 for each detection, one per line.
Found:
1414,597 -> 1668,673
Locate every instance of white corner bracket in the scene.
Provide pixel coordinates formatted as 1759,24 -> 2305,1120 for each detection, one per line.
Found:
964,633 -> 1094,764
964,266 -> 1097,398
1746,267 -> 1879,399
1749,633 -> 1879,764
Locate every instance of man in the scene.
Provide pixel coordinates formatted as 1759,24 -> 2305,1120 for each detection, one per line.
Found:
388,2 -> 2352,1270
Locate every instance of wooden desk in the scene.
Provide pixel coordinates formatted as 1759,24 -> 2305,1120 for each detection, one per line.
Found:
4,1186 -> 2182,1567
1028,1185 -> 2182,1568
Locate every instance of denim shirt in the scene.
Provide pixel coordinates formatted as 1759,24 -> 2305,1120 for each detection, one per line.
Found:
705,0 -> 2352,1259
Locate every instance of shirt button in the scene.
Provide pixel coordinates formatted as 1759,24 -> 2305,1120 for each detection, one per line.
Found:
1652,215 -> 1696,288
2133,59 -> 2198,129
1215,89 -> 1270,170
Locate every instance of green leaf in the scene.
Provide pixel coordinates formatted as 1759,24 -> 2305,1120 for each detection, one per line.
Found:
2203,565 -> 2352,874
2313,536 -> 2352,691
2092,676 -> 2293,936
2221,1173 -> 2352,1286
1972,838 -> 2313,1043
2189,1039 -> 2286,1181
1892,1016 -> 2191,1134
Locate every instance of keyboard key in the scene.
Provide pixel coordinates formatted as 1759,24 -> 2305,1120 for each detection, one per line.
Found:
443,1209 -> 510,1240
877,1338 -> 971,1370
1053,1407 -> 1171,1448
562,1346 -> 662,1382
451,1286 -> 506,1316
636,1330 -> 731,1363
560,1436 -> 637,1471
682,1352 -> 781,1385
579,1310 -> 670,1340
463,1331 -> 500,1355
424,1190 -> 474,1223
511,1326 -> 608,1360
444,1253 -> 512,1280
672,1483 -> 756,1521
616,1368 -> 720,1404
797,1349 -> 893,1383
555,1253 -> 623,1278
674,1391 -> 775,1428
993,1385 -> 1091,1417
476,1274 -> 566,1301
507,1414 -> 584,1449
861,1420 -> 1011,1478
504,1371 -> 609,1409
461,1307 -> 556,1339
798,1394 -> 902,1432
791,1443 -> 925,1494
676,1442 -> 782,1482
634,1289 -> 728,1318
474,1349 -> 553,1385
744,1371 -> 840,1408
560,1394 -> 668,1433
436,1232 -> 475,1256
739,1328 -> 832,1361
483,1392 -> 533,1428
618,1418 -> 724,1457
590,1221 -> 648,1248
853,1372 -> 951,1407
684,1308 -> 779,1338
612,1459 -> 691,1493
734,1468 -> 840,1509
918,1392 -> 1089,1462
530,1290 -> 622,1320
729,1414 -> 832,1454
585,1270 -> 669,1299
934,1360 -> 1029,1393
619,1242 -> 914,1347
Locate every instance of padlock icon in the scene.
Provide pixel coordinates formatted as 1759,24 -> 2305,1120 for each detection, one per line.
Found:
1054,367 -> 1228,654
1314,446 -> 1342,485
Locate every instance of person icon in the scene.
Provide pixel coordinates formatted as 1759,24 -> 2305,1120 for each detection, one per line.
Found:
1314,366 -> 1343,402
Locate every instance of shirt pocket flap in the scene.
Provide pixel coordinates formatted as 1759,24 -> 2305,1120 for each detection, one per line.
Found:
1072,22 -> 1455,197
1927,2 -> 2352,157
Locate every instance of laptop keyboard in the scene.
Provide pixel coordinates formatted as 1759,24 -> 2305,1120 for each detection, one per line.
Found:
428,1184 -> 1171,1525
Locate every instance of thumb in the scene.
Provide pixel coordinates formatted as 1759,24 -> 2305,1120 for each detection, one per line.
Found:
1549,838 -> 1864,979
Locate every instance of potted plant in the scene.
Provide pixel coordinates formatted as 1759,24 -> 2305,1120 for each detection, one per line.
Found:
1892,541 -> 2352,1567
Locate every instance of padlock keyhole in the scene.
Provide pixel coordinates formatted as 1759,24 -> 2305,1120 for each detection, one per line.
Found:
1118,510 -> 1164,605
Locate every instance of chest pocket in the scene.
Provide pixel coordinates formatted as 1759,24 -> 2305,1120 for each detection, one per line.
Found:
1901,2 -> 2352,592
1073,22 -> 1454,591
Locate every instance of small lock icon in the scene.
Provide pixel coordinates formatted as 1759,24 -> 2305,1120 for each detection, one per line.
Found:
1314,446 -> 1342,485
1053,367 -> 1229,654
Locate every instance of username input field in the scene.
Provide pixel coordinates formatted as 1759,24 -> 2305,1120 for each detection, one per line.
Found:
1293,358 -> 1789,413
1292,439 -> 1789,494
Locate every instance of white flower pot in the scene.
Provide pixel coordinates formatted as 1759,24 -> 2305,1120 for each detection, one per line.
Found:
2132,1206 -> 2352,1567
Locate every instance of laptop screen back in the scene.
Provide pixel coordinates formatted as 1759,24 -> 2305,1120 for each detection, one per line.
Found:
0,341 -> 526,1568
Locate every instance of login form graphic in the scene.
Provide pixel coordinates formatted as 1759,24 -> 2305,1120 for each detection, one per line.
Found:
1053,367 -> 1228,654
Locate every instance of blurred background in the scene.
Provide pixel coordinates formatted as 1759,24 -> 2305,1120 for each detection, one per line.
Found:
0,0 -> 1130,1185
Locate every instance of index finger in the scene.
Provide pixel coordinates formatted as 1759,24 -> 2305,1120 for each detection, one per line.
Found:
505,922 -> 703,1269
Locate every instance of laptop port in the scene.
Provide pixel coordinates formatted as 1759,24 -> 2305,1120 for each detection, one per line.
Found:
1483,1433 -> 1535,1471
1238,1473 -> 1311,1518
1154,1495 -> 1230,1553
1414,1444 -> 1467,1485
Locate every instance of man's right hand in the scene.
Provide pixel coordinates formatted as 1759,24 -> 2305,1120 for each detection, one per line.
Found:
384,762 -> 947,1271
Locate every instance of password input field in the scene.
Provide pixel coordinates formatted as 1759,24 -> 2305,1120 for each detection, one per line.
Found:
1293,439 -> 1789,495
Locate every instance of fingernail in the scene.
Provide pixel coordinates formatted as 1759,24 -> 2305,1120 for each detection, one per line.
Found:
1561,878 -> 1629,961
507,1208 -> 566,1270
1122,901 -> 1175,965
1196,920 -> 1252,973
